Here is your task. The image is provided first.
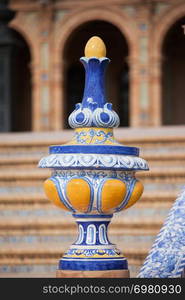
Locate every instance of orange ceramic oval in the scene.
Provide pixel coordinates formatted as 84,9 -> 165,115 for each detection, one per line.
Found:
66,178 -> 91,213
101,179 -> 126,213
44,179 -> 70,211
124,181 -> 144,210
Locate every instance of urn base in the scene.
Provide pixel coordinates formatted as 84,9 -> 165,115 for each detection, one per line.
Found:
57,214 -> 129,276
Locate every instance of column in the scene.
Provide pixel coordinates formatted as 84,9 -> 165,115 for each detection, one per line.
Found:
33,2 -> 54,131
150,54 -> 163,126
130,4 -> 153,126
50,60 -> 64,130
128,55 -> 140,127
31,62 -> 41,131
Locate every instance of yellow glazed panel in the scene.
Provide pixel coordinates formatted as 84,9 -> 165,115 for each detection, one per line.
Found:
124,181 -> 144,210
66,178 -> 91,213
65,128 -> 121,146
101,179 -> 127,213
43,179 -> 70,211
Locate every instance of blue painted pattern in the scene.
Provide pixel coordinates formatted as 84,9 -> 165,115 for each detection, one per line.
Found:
69,103 -> 120,129
138,188 -> 185,278
65,248 -> 120,256
39,153 -> 148,171
73,217 -> 112,246
75,128 -> 115,144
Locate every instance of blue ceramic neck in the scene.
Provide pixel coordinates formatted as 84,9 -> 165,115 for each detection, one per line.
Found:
80,57 -> 110,110
73,214 -> 113,246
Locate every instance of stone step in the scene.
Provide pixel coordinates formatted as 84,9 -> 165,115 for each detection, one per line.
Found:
0,234 -> 158,253
0,271 -> 56,278
0,225 -> 160,239
144,182 -> 184,192
143,152 -> 185,161
0,233 -> 157,245
0,215 -> 165,235
0,156 -> 42,169
0,203 -> 169,221
0,193 -> 48,205
0,186 -> 43,194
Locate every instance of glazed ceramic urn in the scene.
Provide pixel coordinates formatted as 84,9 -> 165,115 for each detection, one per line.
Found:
38,36 -> 149,278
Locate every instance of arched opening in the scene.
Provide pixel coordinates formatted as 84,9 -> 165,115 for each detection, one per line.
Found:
0,28 -> 32,132
162,17 -> 185,125
63,20 -> 129,128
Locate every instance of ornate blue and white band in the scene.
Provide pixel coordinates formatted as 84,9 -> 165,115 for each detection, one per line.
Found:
38,153 -> 149,171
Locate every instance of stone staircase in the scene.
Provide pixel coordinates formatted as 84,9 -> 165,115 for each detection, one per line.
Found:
0,126 -> 185,278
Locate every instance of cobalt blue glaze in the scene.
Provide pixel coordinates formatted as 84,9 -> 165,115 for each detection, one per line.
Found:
80,57 -> 110,109
100,112 -> 110,123
49,145 -> 139,156
76,112 -> 85,123
73,214 -> 113,218
59,258 -> 128,271
73,221 -> 112,246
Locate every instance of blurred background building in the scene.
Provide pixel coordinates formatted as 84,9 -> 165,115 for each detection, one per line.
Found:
0,0 -> 185,277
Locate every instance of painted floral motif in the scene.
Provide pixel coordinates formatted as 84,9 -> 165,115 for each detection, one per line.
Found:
75,128 -> 115,145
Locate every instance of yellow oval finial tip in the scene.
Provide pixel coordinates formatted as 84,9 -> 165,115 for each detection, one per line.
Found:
85,36 -> 106,58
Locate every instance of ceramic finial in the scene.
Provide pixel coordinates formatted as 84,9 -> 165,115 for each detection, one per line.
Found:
84,36 -> 106,58
68,36 -> 120,128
